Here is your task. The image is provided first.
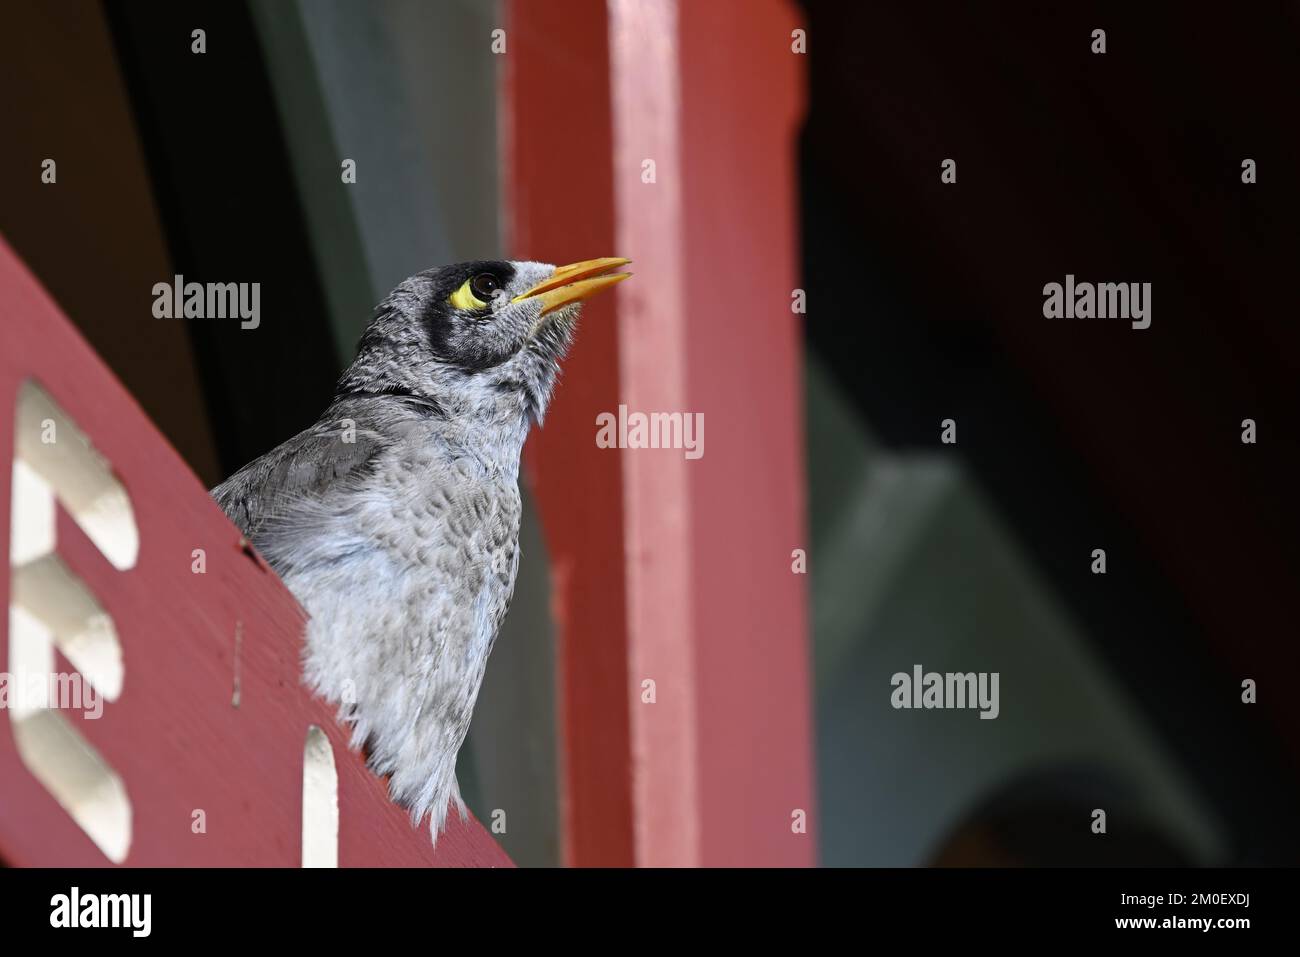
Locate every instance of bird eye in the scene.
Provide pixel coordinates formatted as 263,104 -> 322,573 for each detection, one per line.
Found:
449,275 -> 499,311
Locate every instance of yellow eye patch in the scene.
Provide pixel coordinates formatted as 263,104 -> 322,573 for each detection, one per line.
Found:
450,279 -> 487,311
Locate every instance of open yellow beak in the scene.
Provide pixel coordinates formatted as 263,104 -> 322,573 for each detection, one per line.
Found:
512,257 -> 632,315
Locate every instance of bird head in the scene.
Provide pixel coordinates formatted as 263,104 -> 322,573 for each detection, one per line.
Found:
337,258 -> 630,424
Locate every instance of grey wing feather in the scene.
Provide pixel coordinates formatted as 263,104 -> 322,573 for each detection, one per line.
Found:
211,413 -> 387,541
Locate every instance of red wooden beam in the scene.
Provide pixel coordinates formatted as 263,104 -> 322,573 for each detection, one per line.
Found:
503,0 -> 634,870
0,236 -> 511,867
505,0 -> 814,866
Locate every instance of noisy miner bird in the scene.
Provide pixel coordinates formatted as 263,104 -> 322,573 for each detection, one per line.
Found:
212,258 -> 630,839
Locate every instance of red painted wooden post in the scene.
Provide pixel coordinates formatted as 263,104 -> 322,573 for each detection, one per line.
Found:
0,236 -> 511,867
505,0 -> 815,866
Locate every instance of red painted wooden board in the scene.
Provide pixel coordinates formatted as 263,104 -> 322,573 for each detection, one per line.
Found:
0,236 -> 511,867
506,0 -> 815,866
503,0 -> 635,867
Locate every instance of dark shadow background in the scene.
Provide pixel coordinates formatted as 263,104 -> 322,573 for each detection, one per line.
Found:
802,2 -> 1300,864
